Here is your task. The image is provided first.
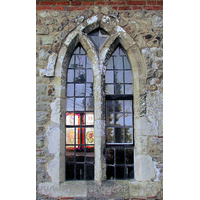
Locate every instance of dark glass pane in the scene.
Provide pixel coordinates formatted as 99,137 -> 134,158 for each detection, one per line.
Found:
107,166 -> 114,180
124,56 -> 131,69
114,57 -> 123,69
116,166 -> 124,179
69,55 -> 75,68
106,113 -> 114,125
115,70 -> 123,83
67,84 -> 74,96
126,166 -> 134,179
86,69 -> 93,82
107,57 -> 113,69
106,149 -> 114,164
105,84 -> 114,94
106,100 -> 114,112
75,84 -> 85,96
125,71 -> 132,83
76,147 -> 84,162
66,163 -> 74,180
124,100 -> 132,112
115,113 -> 124,126
126,149 -> 133,164
86,57 -> 92,68
115,83 -> 124,94
86,147 -> 94,162
116,148 -> 124,164
107,127 -> 114,143
86,98 -> 94,111
115,128 -> 124,143
76,164 -> 84,180
90,31 -> 99,36
67,69 -> 74,82
105,71 -> 114,83
75,69 -> 85,83
86,164 -> 94,180
75,98 -> 85,111
125,84 -> 133,94
66,147 -> 75,162
125,113 -> 132,126
75,55 -> 85,68
66,98 -> 74,111
115,100 -> 123,112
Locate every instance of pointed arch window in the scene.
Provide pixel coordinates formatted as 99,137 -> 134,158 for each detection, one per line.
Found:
65,45 -> 94,180
105,46 -> 134,180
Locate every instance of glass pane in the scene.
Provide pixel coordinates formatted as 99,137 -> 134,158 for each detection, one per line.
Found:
115,113 -> 124,126
114,57 -> 123,69
115,128 -> 124,143
66,147 -> 74,162
126,149 -> 133,164
86,83 -> 93,96
107,113 -> 114,125
125,113 -> 132,126
107,166 -> 114,180
105,84 -> 114,94
116,166 -> 124,179
67,69 -> 74,82
69,55 -> 75,68
66,98 -> 74,111
75,84 -> 85,96
66,128 -> 75,145
115,70 -> 123,83
66,164 -> 74,180
86,147 -> 94,162
74,47 -> 79,54
76,164 -> 84,180
86,57 -> 92,68
106,149 -> 114,164
74,113 -> 85,126
86,98 -> 94,111
86,69 -> 93,82
124,56 -> 131,69
106,100 -> 114,112
125,128 -> 133,143
80,47 -> 85,55
67,84 -> 74,96
76,147 -> 84,162
124,100 -> 132,112
105,71 -> 114,83
86,113 -> 94,125
100,37 -> 106,47
107,127 -> 114,143
107,57 -> 113,69
113,48 -> 119,56
75,55 -> 85,68
126,166 -> 134,179
115,100 -> 123,112
116,148 -> 124,164
125,84 -> 133,94
75,128 -> 82,145
115,84 -> 124,94
91,36 -> 99,47
86,164 -> 94,180
75,98 -> 85,111
120,48 -> 125,55
66,113 -> 74,125
125,71 -> 132,83
86,128 -> 95,145
75,69 -> 85,83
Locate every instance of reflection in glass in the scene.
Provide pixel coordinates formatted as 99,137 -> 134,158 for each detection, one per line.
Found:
86,83 -> 93,97
107,127 -> 114,143
125,71 -> 132,83
75,98 -> 85,111
107,100 -> 114,112
105,84 -> 114,94
115,128 -> 124,143
115,83 -> 124,94
75,84 -> 85,96
125,113 -> 132,126
115,70 -> 123,83
115,100 -> 123,112
67,69 -> 74,82
125,128 -> 133,143
66,98 -> 74,111
115,113 -> 124,126
125,84 -> 133,94
86,69 -> 93,82
67,84 -> 74,96
105,71 -> 114,83
86,98 -> 94,111
107,113 -> 114,125
124,100 -> 132,112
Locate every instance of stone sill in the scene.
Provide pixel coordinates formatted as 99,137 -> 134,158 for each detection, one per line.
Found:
38,179 -> 161,198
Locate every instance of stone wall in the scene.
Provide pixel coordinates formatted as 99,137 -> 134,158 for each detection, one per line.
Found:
36,1 -> 163,199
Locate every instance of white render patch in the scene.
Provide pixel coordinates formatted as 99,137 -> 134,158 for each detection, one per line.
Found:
50,98 -> 61,123
87,15 -> 98,25
153,161 -> 160,182
40,53 -> 58,77
47,153 -> 59,183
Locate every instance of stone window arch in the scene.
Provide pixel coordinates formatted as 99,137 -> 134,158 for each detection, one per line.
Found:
38,14 -> 158,198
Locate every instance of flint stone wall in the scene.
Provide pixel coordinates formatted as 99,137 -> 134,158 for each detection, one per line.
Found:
36,5 -> 163,200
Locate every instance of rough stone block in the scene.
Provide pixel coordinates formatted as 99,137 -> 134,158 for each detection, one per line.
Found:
42,36 -> 54,45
